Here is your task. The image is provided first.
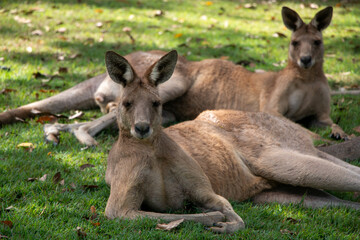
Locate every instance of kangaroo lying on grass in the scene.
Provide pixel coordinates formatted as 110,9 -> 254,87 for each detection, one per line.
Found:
0,6 -> 354,145
104,50 -> 360,234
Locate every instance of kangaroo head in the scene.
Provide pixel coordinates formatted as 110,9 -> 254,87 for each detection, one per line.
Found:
282,6 -> 333,69
105,50 -> 178,139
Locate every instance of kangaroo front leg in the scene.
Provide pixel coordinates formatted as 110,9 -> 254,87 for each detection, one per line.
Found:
44,111 -> 117,146
317,113 -> 348,140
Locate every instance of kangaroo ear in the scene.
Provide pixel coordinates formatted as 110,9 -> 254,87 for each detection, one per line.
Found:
282,6 -> 304,31
310,6 -> 333,31
105,51 -> 134,87
148,50 -> 178,86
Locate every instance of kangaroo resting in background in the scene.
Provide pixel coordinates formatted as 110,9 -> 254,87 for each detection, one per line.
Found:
0,6 -> 354,145
104,50 -> 360,234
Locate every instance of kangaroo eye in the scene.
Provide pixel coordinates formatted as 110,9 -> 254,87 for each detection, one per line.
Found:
122,101 -> 132,109
152,101 -> 161,108
314,40 -> 322,46
291,41 -> 299,47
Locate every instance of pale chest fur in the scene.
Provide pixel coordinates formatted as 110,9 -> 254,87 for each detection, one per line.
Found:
284,79 -> 328,121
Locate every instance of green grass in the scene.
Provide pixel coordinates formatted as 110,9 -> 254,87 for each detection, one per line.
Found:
1,0 -> 360,239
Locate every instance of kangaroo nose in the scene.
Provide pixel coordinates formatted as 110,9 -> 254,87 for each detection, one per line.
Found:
300,56 -> 312,65
135,122 -> 150,136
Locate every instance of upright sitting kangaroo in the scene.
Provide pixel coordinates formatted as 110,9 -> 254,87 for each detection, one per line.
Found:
0,6 -> 350,145
105,50 -> 360,234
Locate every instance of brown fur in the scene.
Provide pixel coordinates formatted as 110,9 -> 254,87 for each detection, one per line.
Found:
104,49 -> 360,234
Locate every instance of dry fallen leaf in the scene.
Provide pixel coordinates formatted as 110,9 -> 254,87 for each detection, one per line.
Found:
353,126 -> 360,133
1,88 -> 17,94
156,219 -> 184,231
55,27 -> 67,33
95,9 -> 103,13
68,110 -> 83,120
53,172 -> 62,184
36,115 -> 58,124
82,185 -> 99,190
154,10 -> 164,17
58,67 -> 68,74
31,29 -> 43,36
309,3 -> 319,9
244,3 -> 257,9
280,229 -> 296,235
76,226 -> 87,238
5,206 -> 15,211
39,174 -> 48,182
273,32 -> 287,38
27,177 -> 38,182
1,220 -> 13,229
14,15 -> 31,24
80,163 -> 95,171
174,33 -> 183,38
17,142 -> 34,148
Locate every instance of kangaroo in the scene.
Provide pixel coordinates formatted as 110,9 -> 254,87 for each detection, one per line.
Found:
104,50 -> 360,234
0,6 -> 354,145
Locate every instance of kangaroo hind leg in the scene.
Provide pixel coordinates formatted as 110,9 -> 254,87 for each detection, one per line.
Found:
250,149 -> 360,192
253,185 -> 360,210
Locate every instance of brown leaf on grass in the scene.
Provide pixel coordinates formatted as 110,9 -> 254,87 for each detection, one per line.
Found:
58,67 -> 68,74
0,88 -> 17,94
280,229 -> 296,235
39,89 -> 56,93
353,126 -> 360,134
27,177 -> 38,182
39,174 -> 48,182
0,221 -> 13,228
53,172 -> 62,184
69,110 -> 83,120
31,30 -> 43,36
156,219 -> 184,231
70,183 -> 77,189
69,53 -> 82,59
244,3 -> 256,9
90,206 -> 98,220
55,27 -> 67,33
95,9 -> 103,13
82,185 -> 99,190
91,222 -> 100,227
154,10 -> 164,17
33,71 -> 47,79
5,206 -> 15,212
58,35 -> 68,41
36,115 -> 58,124
285,217 -> 301,224
309,3 -> 319,9
80,164 -> 95,171
17,142 -> 34,149
273,32 -> 287,38
59,179 -> 65,186
76,227 -> 87,238
14,15 -> 31,24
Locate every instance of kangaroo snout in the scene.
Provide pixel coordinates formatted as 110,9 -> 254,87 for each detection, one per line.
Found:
134,122 -> 151,138
300,56 -> 312,68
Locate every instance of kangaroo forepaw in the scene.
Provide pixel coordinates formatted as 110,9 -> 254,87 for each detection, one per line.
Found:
330,124 -> 350,141
209,221 -> 245,234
